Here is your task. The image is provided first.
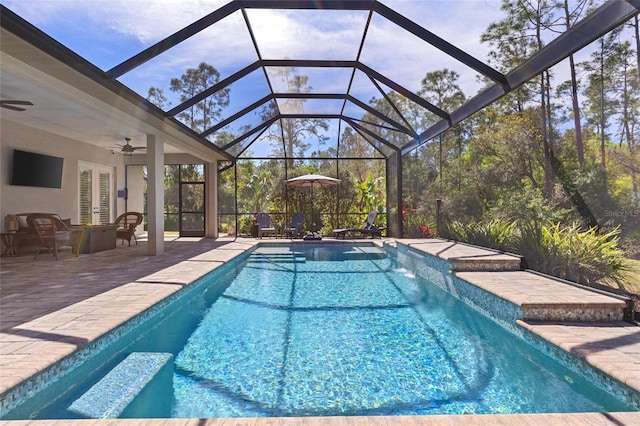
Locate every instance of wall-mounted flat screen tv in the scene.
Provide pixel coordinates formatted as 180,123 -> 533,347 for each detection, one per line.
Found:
11,149 -> 64,189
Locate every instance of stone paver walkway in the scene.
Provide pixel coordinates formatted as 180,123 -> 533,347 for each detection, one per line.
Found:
2,412 -> 640,425
520,320 -> 640,391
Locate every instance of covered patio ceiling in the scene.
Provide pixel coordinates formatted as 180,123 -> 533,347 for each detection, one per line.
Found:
1,1 -> 639,161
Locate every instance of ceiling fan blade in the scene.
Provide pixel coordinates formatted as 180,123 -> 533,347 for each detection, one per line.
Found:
1,100 -> 34,111
1,100 -> 33,105
0,104 -> 27,111
116,138 -> 146,154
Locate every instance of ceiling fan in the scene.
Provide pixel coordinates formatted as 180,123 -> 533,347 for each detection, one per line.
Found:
117,137 -> 146,155
0,100 -> 34,111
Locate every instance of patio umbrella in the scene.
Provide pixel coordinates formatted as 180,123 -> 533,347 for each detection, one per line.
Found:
285,174 -> 341,240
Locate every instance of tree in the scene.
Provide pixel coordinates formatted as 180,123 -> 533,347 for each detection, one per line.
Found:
418,69 -> 466,194
145,63 -> 231,233
581,29 -> 625,211
418,69 -> 466,112
259,66 -> 329,169
237,161 -> 276,214
147,87 -> 168,110
559,0 -> 591,168
482,0 -> 561,198
170,62 -> 230,133
147,62 -> 230,133
481,0 -> 538,113
609,37 -> 640,209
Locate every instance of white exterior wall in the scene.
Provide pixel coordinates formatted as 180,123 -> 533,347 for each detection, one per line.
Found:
1,120 -> 126,229
123,164 -> 145,217
1,120 -> 220,240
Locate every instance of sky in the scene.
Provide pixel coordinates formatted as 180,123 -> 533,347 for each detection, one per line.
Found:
0,0 -> 606,155
0,1 -> 503,100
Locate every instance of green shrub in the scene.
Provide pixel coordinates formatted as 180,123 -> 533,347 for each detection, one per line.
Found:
441,220 -> 466,241
442,219 -> 517,252
518,222 -> 632,288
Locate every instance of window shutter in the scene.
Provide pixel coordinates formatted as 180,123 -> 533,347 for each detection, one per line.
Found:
79,168 -> 92,224
98,172 -> 110,224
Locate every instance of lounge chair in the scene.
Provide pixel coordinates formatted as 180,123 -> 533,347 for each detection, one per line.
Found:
255,212 -> 278,238
282,212 -> 304,238
333,211 -> 385,239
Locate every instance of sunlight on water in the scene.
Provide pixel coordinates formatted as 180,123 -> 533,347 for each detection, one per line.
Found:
11,244 -> 632,420
394,267 -> 416,279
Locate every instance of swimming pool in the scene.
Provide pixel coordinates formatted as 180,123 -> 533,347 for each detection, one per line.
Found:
2,243 -> 634,419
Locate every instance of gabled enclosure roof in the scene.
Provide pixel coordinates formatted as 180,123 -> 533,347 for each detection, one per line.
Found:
1,0 -> 639,160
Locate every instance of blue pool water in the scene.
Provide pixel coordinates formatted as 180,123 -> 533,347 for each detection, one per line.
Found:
6,244 -> 633,419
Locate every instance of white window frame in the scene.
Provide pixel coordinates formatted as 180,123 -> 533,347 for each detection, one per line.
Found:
78,161 -> 114,225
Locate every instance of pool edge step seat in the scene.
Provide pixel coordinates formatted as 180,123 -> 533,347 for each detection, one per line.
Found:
449,256 -> 522,272
68,352 -> 173,419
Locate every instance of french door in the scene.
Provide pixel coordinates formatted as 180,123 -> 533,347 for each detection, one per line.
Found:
180,176 -> 205,237
79,162 -> 113,225
162,164 -> 205,237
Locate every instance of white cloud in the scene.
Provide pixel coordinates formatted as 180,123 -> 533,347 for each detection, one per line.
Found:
0,0 -> 77,25
6,0 -> 597,113
81,0 -> 231,45
246,9 -> 369,60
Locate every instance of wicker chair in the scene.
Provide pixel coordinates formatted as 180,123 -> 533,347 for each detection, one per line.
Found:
27,213 -> 78,260
114,212 -> 143,246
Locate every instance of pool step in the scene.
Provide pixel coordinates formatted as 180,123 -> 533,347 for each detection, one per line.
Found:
456,270 -> 628,322
402,240 -> 522,272
249,253 -> 306,263
68,352 -> 173,419
393,240 -> 627,322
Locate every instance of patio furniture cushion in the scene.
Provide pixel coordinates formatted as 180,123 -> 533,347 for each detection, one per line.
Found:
27,213 -> 78,260
15,212 -> 69,251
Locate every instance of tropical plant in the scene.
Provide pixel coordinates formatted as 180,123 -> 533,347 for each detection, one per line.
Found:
518,222 -> 632,288
402,207 -> 435,238
442,218 -> 632,289
357,175 -> 386,214
441,219 -> 517,252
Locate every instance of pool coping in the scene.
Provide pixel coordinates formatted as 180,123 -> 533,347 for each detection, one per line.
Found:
2,412 -> 640,425
1,237 -> 639,423
390,239 -> 640,407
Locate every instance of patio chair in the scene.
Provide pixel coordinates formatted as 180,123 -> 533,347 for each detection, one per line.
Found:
27,213 -> 78,260
283,212 -> 305,238
114,212 -> 143,246
255,212 -> 277,238
333,211 -> 385,239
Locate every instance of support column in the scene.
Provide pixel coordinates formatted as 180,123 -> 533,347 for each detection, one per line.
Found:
205,161 -> 218,238
395,152 -> 403,238
146,134 -> 164,255
386,151 -> 403,238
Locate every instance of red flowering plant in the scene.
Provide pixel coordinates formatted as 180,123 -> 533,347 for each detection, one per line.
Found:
402,206 -> 434,238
